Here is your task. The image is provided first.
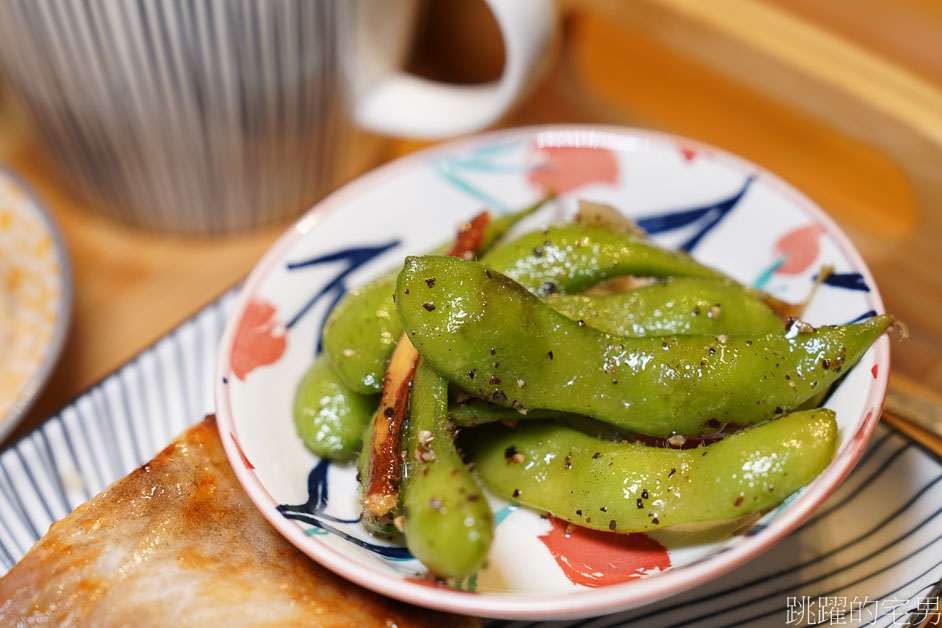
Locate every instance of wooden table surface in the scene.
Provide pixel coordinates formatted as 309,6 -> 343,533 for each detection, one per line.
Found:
2,2 -> 941,450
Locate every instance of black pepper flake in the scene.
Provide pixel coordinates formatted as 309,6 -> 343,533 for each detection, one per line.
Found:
600,506 -> 607,512
504,445 -> 519,460
547,350 -> 554,360
576,509 -> 583,516
490,347 -> 496,356
746,340 -> 753,345
493,390 -> 507,402
542,282 -> 556,294
383,407 -> 394,418
489,376 -> 501,385
485,269 -> 493,279
468,371 -> 475,379
708,347 -> 716,356
592,452 -> 601,459
578,319 -> 586,327
668,468 -> 676,478
609,520 -> 617,531
404,289 -> 409,295
422,302 -> 435,311
512,489 -> 521,498
774,406 -> 783,415
533,246 -> 544,257
563,454 -> 572,470
425,277 -> 436,288
652,517 -> 660,525
637,499 -> 644,509
641,489 -> 649,499
822,358 -> 831,369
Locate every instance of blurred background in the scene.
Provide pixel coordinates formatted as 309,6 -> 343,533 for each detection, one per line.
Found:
1,0 -> 941,445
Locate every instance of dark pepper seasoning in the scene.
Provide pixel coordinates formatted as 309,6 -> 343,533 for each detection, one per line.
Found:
609,520 -> 617,531
425,278 -> 436,288
422,302 -> 435,311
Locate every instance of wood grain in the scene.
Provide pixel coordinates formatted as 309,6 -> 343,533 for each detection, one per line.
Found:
2,1 -> 942,448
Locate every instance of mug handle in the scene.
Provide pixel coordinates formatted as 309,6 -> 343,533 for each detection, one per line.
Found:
353,0 -> 555,139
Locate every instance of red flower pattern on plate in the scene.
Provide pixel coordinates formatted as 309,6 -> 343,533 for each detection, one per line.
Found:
527,144 -> 618,194
773,224 -> 826,275
230,298 -> 287,380
538,517 -> 671,587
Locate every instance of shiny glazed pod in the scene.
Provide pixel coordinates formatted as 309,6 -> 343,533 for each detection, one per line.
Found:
396,255 -> 893,437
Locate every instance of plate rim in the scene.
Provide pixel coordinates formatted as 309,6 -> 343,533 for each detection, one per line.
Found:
0,164 -> 73,444
214,123 -> 890,619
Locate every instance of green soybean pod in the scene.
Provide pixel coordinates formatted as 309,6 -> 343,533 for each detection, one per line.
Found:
402,361 -> 494,578
480,224 -> 724,295
323,201 -> 549,394
396,255 -> 893,437
294,354 -> 377,461
323,279 -> 400,394
464,409 -> 837,532
544,277 -> 783,337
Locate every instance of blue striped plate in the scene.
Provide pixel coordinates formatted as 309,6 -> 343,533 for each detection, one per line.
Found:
0,287 -> 939,626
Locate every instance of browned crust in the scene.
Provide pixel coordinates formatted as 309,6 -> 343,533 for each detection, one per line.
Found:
0,417 -> 480,627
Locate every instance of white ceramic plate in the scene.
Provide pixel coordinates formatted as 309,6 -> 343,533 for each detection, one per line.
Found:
215,126 -> 890,620
0,166 -> 71,442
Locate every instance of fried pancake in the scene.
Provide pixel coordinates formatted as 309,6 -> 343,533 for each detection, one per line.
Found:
0,416 -> 480,627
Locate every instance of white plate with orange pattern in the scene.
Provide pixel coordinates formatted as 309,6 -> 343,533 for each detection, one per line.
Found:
0,166 -> 71,442
215,126 -> 890,619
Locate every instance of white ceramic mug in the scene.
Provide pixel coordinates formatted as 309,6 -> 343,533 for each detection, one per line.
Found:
0,0 -> 554,233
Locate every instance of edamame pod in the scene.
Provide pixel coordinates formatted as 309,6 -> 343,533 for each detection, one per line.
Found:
480,224 -> 724,295
397,256 -> 892,437
323,201 -> 547,394
293,354 -> 377,461
545,277 -> 783,337
463,409 -> 837,532
323,279 -> 400,394
402,361 -> 494,578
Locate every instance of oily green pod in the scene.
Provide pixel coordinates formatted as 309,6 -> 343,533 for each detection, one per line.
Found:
322,201 -> 548,394
463,409 -> 837,532
293,354 -> 377,461
480,224 -> 724,295
397,255 -> 892,437
402,361 -> 494,578
323,279 -> 400,394
544,277 -> 783,337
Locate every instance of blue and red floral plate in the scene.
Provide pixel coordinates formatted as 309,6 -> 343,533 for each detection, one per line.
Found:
215,126 -> 890,619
